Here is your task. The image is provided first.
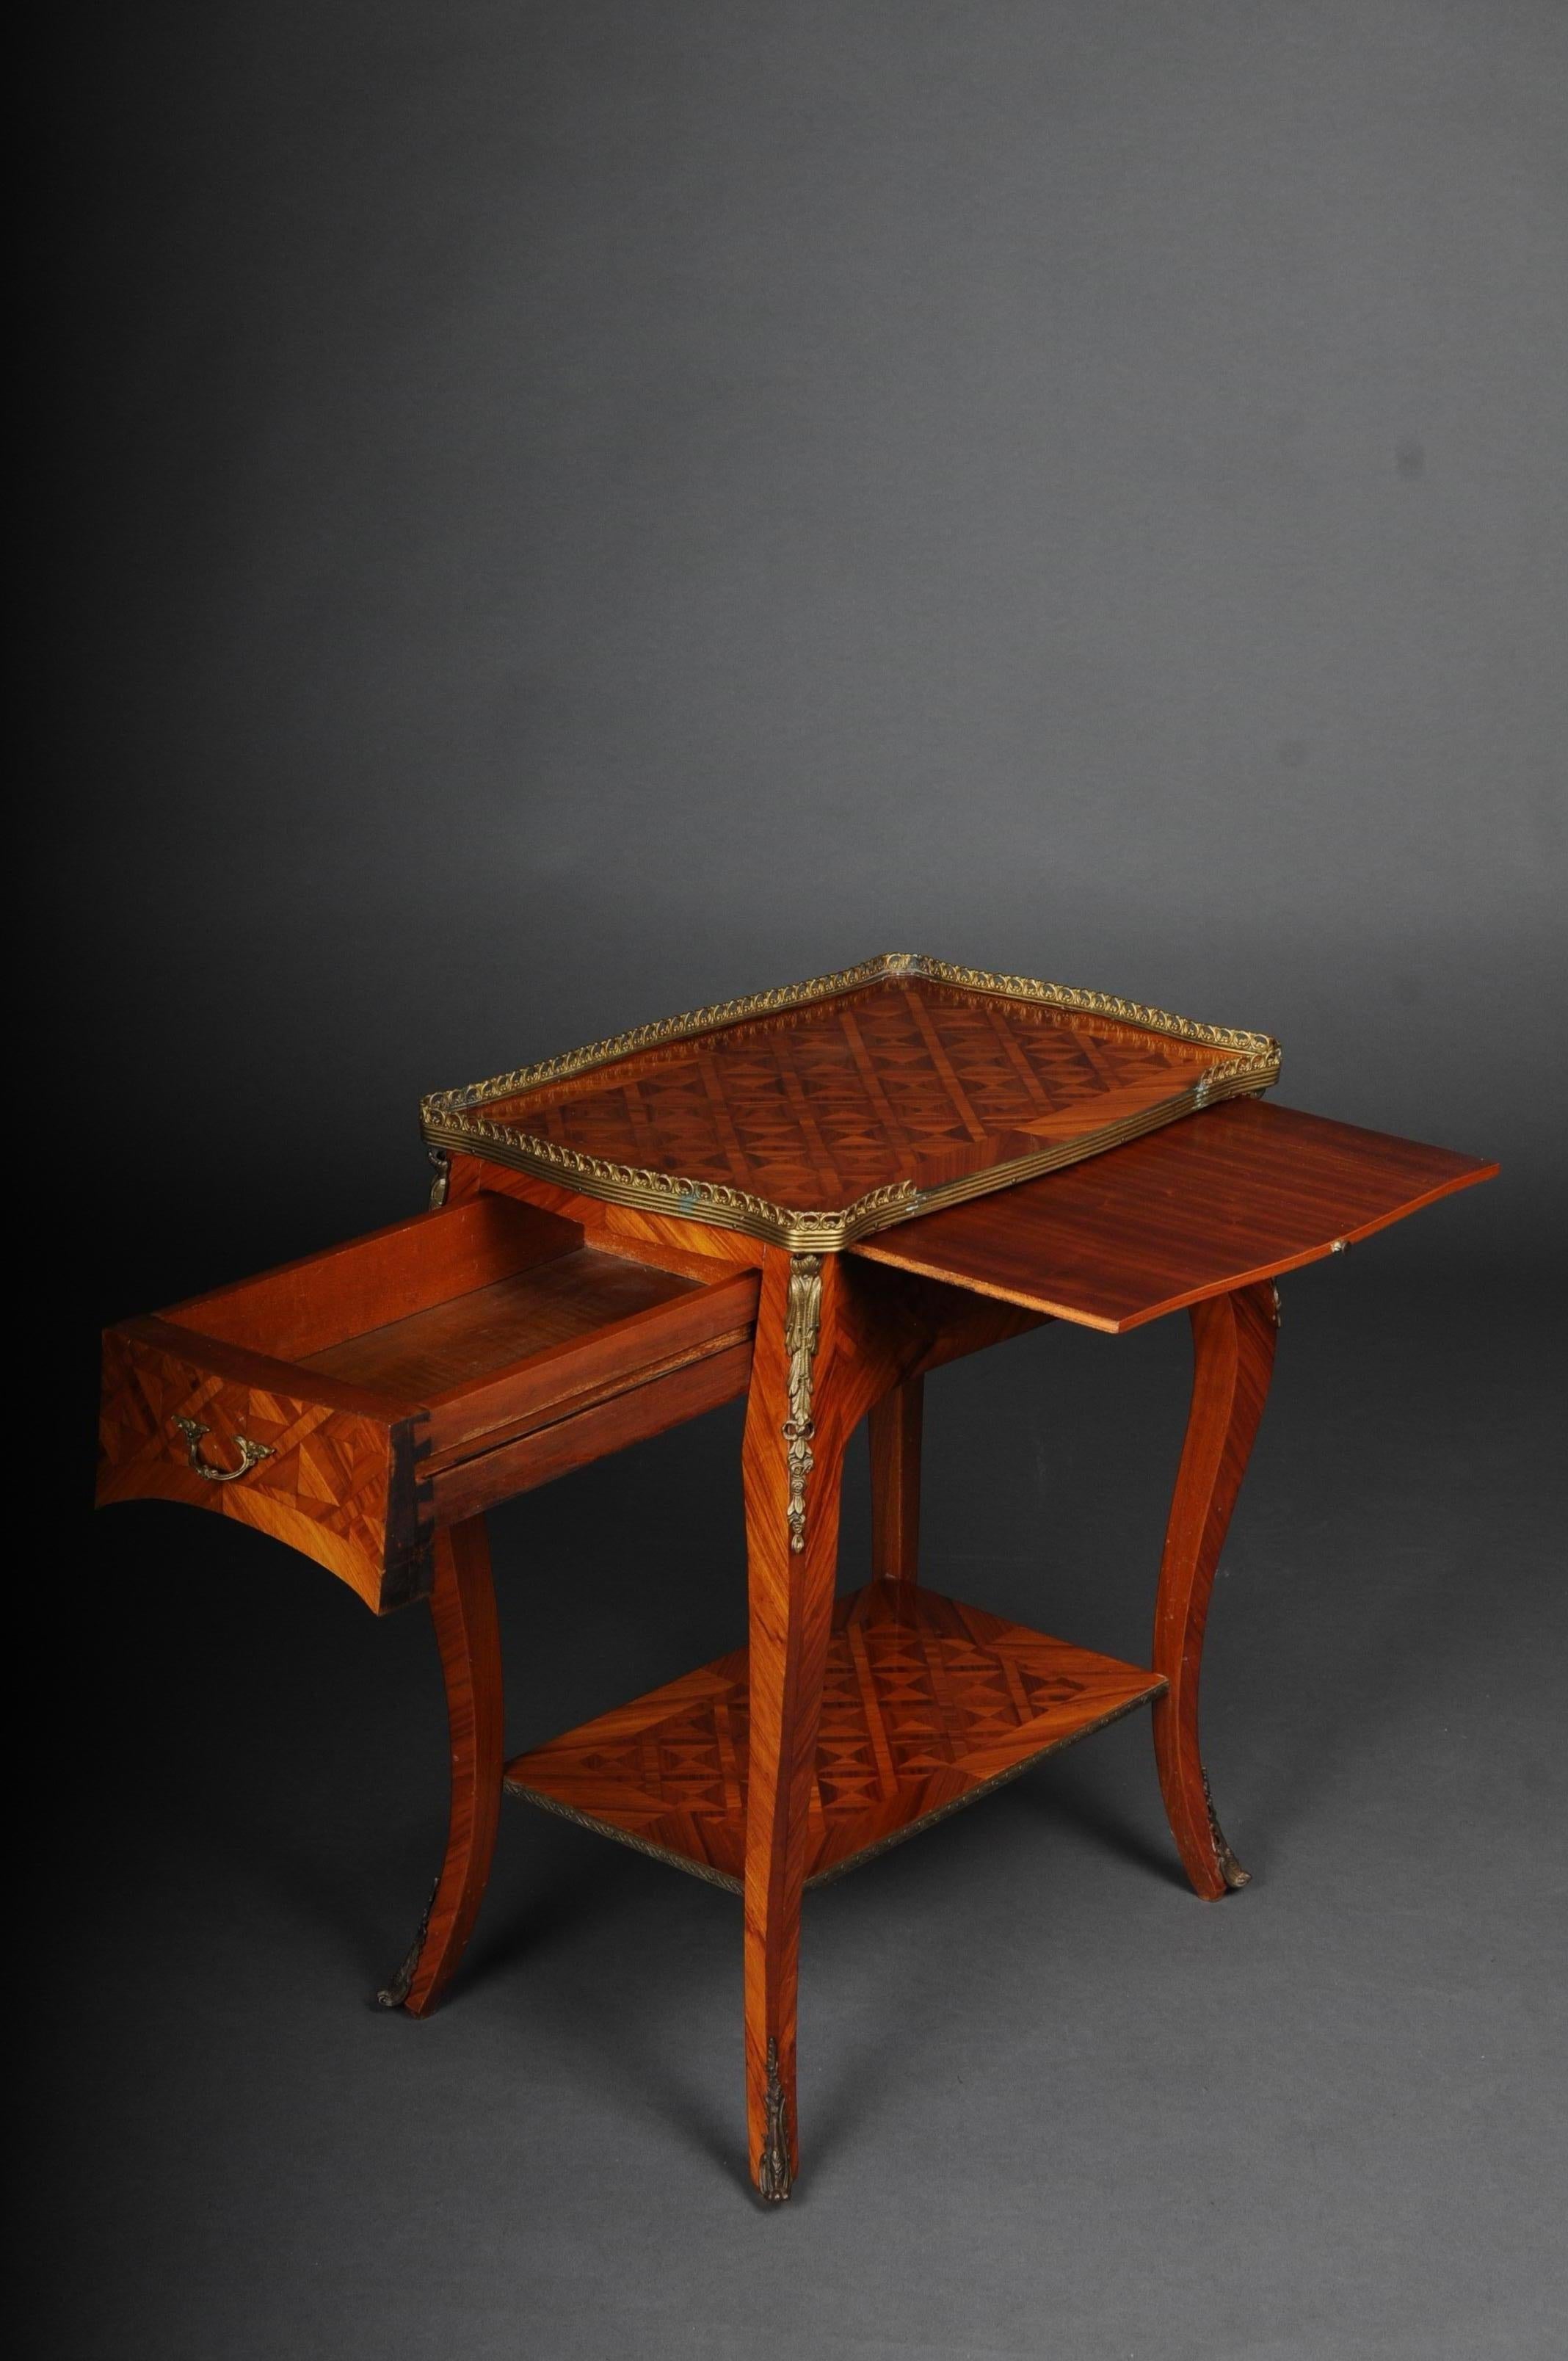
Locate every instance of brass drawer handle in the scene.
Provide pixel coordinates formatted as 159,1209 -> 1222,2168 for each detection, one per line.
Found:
173,1416 -> 274,1484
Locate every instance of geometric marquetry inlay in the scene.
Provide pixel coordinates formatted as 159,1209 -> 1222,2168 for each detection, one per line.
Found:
504,1581 -> 1166,1891
424,956 -> 1280,1250
95,1322 -> 412,1611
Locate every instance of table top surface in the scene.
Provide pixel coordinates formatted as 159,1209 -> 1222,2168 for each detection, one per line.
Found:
421,954 -> 1280,1250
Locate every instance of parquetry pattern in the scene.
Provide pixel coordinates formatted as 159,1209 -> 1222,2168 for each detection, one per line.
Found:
504,1581 -> 1166,1888
481,977 -> 1230,1211
96,1327 -> 402,1609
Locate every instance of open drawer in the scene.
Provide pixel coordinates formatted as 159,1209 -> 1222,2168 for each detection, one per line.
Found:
98,1194 -> 759,1611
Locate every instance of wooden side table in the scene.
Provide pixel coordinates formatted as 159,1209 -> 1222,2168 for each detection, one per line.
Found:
97,957 -> 1495,2201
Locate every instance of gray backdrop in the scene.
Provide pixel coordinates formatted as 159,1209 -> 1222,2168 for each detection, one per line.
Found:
35,5 -> 1566,2358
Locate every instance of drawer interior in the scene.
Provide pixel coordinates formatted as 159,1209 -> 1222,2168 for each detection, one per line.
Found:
166,1193 -> 752,1461
301,1244 -> 693,1399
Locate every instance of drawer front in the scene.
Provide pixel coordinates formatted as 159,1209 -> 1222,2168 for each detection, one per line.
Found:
428,1335 -> 755,1524
97,1319 -> 432,1612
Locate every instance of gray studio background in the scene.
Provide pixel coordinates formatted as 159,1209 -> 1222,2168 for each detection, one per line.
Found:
43,6 -> 1565,2360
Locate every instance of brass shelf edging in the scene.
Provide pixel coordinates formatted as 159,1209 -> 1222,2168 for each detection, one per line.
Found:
502,1782 -> 744,1894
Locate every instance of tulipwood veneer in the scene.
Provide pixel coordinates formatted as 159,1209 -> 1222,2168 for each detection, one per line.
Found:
852,1096 -> 1497,1328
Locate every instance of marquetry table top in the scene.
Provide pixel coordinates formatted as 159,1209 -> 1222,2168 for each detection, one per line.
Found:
421,954 -> 1281,1251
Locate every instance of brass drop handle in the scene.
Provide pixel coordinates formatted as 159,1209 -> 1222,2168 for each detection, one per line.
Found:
173,1415 -> 274,1484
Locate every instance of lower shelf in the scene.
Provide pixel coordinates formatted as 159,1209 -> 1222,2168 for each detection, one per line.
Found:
504,1581 -> 1165,1891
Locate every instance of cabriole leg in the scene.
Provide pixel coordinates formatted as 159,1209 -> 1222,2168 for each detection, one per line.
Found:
377,1515 -> 503,2013
1151,1282 -> 1278,1898
742,1249 -> 852,2201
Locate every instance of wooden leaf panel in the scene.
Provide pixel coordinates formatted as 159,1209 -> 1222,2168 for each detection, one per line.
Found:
854,1095 -> 1499,1330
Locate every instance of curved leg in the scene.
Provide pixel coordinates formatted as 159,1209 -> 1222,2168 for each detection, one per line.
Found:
868,1375 -> 923,1584
377,1515 -> 503,2014
1151,1282 -> 1278,1899
742,1250 -> 854,2200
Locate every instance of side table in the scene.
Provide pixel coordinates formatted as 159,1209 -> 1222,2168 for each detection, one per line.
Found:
98,957 -> 1495,2199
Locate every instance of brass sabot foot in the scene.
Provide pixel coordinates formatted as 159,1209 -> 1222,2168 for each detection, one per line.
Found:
372,1879 -> 437,2009
755,2038 -> 794,2203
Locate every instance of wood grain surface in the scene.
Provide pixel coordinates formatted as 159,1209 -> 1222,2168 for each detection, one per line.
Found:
304,1249 -> 696,1401
426,1337 -> 756,1523
1151,1282 -> 1279,1898
868,1378 -> 923,1583
380,1516 -> 504,2016
169,1193 -> 584,1361
853,1097 -> 1498,1328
